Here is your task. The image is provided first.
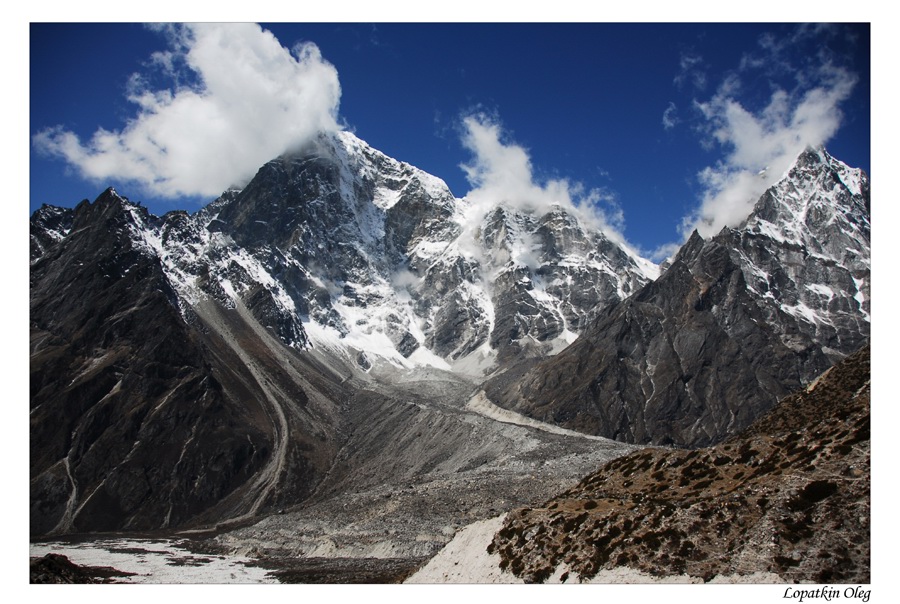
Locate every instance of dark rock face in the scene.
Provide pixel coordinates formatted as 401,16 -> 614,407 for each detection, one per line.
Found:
722,147 -> 870,357
487,148 -> 869,447
442,204 -> 653,365
30,203 -> 74,262
487,232 -> 829,446
490,346 -> 870,583
30,189 -> 341,536
218,132 -> 655,370
131,130 -> 651,372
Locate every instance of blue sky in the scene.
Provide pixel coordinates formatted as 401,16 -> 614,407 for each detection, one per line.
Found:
30,22 -> 870,260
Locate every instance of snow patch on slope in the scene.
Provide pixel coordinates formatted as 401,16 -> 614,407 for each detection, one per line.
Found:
405,515 -> 516,583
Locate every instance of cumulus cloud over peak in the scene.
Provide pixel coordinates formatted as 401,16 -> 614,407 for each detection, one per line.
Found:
459,114 -> 627,244
33,23 -> 341,199
460,116 -> 535,206
678,32 -> 858,241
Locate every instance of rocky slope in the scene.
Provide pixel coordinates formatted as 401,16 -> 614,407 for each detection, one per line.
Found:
487,345 -> 870,583
486,147 -> 869,447
209,371 -> 637,564
30,189 -> 346,534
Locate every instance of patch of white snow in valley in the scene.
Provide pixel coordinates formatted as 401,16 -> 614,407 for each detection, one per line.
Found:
406,345 -> 452,370
560,327 -> 579,344
304,311 -> 451,372
30,538 -> 276,583
449,344 -> 497,377
545,328 -> 579,355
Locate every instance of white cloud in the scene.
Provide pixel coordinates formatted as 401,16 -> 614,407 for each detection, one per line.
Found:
458,114 -> 628,246
649,240 -> 684,265
646,26 -> 861,264
674,52 -> 706,91
681,62 -> 856,239
662,101 -> 679,130
32,23 -> 341,199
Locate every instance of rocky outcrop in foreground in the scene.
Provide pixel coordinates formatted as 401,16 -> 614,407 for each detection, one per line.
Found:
30,553 -> 134,584
488,345 -> 870,583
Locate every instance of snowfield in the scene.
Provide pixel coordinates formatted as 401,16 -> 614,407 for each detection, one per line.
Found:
30,538 -> 277,583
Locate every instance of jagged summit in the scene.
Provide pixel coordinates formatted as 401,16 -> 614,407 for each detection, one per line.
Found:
30,129 -> 650,536
484,144 -> 870,447
723,146 -> 870,354
35,130 -> 655,376
31,139 -> 868,388
738,146 -> 867,243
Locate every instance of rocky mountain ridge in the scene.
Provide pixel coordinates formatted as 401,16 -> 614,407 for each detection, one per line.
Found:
32,130 -> 656,376
30,189 -> 347,534
485,146 -> 870,447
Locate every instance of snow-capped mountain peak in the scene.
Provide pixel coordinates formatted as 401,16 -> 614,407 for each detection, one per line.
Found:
722,144 -> 870,353
43,132 -> 656,376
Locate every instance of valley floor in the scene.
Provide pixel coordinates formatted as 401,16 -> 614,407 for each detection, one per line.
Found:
30,538 -> 276,584
31,367 -> 639,583
206,371 -> 638,566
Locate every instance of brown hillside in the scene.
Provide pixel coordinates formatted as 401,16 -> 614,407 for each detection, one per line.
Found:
489,346 -> 870,583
